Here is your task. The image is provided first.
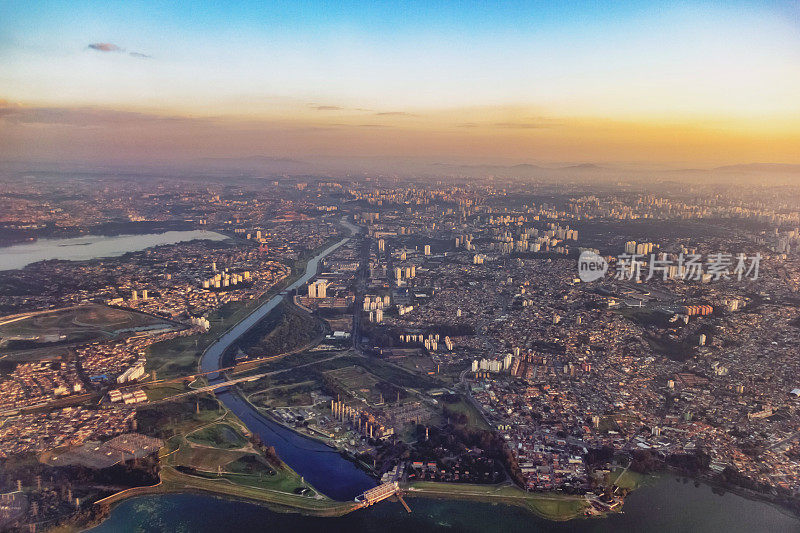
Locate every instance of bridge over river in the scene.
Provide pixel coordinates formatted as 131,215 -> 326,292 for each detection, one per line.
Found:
198,218 -> 376,501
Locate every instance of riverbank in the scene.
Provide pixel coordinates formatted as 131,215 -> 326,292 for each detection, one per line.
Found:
87,473 -> 800,533
80,219 -> 716,528
144,235 -> 342,380
677,467 -> 800,522
403,480 -> 590,521
95,465 -> 360,518
0,230 -> 228,271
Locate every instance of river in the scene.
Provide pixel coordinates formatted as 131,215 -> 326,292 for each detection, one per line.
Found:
87,219 -> 800,530
89,474 -> 800,532
199,219 -> 376,501
0,231 -> 227,271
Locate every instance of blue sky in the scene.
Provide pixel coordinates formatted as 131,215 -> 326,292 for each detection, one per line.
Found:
1,1 -> 799,164
3,0 -> 798,112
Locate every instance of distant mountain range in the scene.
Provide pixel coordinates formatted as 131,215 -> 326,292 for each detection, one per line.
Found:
430,162 -> 607,174
194,156 -> 313,174
434,161 -> 800,177
198,156 -> 306,165
6,156 -> 800,181
713,163 -> 800,173
188,157 -> 800,177
560,163 -> 603,170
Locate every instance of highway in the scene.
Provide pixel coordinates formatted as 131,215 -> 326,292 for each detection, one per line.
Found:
148,352 -> 346,404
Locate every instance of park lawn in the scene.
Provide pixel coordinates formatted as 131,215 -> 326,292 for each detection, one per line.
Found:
610,467 -> 647,490
156,466 -> 356,516
169,442 -> 246,471
186,423 -> 248,449
219,469 -> 309,495
445,399 -> 491,430
525,496 -> 588,521
144,270 -> 298,379
406,481 -> 588,521
143,381 -> 190,401
345,356 -> 440,391
167,437 -> 316,496
249,381 -> 318,408
160,401 -> 324,500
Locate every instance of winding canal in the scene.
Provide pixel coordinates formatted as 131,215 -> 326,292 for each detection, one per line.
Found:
199,219 -> 376,501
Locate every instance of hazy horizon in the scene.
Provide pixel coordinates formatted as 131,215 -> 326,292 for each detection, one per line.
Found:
2,1 -> 800,170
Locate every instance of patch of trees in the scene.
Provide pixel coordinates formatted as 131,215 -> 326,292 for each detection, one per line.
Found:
366,328 -> 399,348
440,393 -> 460,404
0,453 -> 159,493
240,307 -> 319,358
666,451 -> 711,476
629,449 -> 664,474
249,433 -> 283,469
43,503 -> 111,532
442,407 -> 468,426
136,395 -> 219,438
718,466 -> 770,493
584,446 -> 616,467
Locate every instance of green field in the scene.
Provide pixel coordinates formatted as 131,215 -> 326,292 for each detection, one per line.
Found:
172,442 -> 247,470
405,481 -> 589,521
186,423 -> 248,449
145,298 -> 268,378
136,393 -> 225,439
153,466 -> 356,516
326,365 -> 380,391
248,380 -> 318,408
0,303 -> 176,359
443,399 -> 491,430
610,467 -> 648,491
302,355 -> 440,391
158,426 -> 335,512
101,450 -> 356,518
145,258 -> 311,379
126,389 -> 347,516
143,381 -> 191,401
164,433 -> 315,497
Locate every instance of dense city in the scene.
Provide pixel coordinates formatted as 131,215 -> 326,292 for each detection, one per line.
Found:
2,172 -> 800,530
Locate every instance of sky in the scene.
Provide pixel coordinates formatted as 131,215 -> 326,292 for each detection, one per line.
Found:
1,1 -> 799,168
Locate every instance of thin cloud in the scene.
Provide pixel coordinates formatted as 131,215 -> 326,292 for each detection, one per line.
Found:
375,111 -> 414,117
329,123 -> 390,129
88,43 -> 122,52
493,122 -> 556,129
311,105 -> 343,111
456,117 -> 564,130
87,43 -> 152,58
0,105 -> 212,127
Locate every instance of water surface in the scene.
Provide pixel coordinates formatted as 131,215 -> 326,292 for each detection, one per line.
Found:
0,231 -> 227,271
89,475 -> 800,533
199,220 -> 375,500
